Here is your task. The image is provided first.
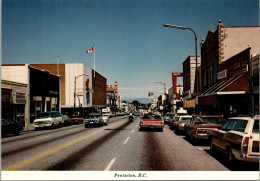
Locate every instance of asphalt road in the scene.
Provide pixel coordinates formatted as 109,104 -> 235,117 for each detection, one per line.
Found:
1,116 -> 259,172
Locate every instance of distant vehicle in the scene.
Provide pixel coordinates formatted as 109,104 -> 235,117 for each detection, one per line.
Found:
102,114 -> 110,125
164,113 -> 175,125
84,113 -> 104,128
102,107 -> 112,117
70,115 -> 84,124
129,113 -> 134,122
185,115 -> 224,144
169,108 -> 188,129
208,116 -> 259,164
63,115 -> 73,125
139,113 -> 164,132
175,115 -> 192,133
1,119 -> 23,137
176,108 -> 188,116
33,111 -> 64,130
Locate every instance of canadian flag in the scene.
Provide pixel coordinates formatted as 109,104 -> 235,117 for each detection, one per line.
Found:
86,46 -> 94,53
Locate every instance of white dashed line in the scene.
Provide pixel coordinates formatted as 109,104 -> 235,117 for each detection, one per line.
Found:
199,148 -> 203,150
105,157 -> 117,171
131,130 -> 135,133
67,128 -> 79,132
22,136 -> 49,143
124,137 -> 130,144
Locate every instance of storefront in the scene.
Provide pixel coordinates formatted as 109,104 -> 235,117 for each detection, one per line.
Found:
1,80 -> 28,127
29,66 -> 60,123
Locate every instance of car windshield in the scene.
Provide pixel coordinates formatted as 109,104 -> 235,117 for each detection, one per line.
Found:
252,119 -> 259,133
142,114 -> 161,120
89,114 -> 100,118
196,117 -> 222,124
179,117 -> 191,123
36,112 -> 53,118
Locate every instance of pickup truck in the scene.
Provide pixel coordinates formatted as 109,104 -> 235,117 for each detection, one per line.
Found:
208,116 -> 259,164
185,115 -> 224,144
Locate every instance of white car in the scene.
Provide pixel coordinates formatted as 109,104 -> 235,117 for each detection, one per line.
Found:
102,114 -> 110,125
33,111 -> 64,130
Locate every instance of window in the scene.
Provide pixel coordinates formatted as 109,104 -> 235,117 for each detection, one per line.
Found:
232,120 -> 248,132
226,120 -> 236,131
252,119 -> 260,133
221,121 -> 230,131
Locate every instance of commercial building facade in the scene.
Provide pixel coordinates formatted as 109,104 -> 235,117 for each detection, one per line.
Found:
198,20 -> 259,117
1,64 -> 60,129
30,63 -> 107,116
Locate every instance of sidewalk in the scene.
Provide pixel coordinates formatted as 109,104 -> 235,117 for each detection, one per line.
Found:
22,125 -> 35,132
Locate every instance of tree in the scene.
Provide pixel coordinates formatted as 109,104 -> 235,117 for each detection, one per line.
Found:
132,100 -> 141,107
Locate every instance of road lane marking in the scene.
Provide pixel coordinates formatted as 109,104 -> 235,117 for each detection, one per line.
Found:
3,121 -> 122,171
123,137 -> 130,144
131,130 -> 134,133
22,136 -> 49,144
105,157 -> 117,171
67,128 -> 79,132
199,148 -> 203,150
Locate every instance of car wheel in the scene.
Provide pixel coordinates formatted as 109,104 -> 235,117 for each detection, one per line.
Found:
227,148 -> 236,165
160,128 -> 163,132
191,134 -> 196,145
210,138 -> 216,153
139,127 -> 142,131
59,122 -> 62,128
14,128 -> 20,136
85,124 -> 88,128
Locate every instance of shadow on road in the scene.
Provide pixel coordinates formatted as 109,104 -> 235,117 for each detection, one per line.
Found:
204,149 -> 259,171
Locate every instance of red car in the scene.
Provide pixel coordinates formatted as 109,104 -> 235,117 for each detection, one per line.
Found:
185,115 -> 225,143
70,115 -> 84,124
139,113 -> 164,132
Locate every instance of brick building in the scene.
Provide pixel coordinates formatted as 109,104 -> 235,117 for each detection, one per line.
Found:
198,20 -> 259,117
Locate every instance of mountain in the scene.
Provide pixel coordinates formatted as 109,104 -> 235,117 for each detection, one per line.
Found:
125,98 -> 153,104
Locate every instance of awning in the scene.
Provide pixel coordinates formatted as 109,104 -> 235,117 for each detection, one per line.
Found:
184,99 -> 196,108
200,73 -> 245,97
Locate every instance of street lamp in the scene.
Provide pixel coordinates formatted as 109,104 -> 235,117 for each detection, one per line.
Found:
155,81 -> 166,95
74,74 -> 89,109
163,24 -> 199,96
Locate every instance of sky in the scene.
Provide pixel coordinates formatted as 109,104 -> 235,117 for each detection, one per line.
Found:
1,0 -> 259,99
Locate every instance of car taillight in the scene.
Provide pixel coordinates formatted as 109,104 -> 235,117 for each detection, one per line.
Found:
243,137 -> 249,154
161,121 -> 164,125
140,121 -> 143,125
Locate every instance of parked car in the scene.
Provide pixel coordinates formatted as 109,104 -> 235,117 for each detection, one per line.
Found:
164,113 -> 175,125
63,115 -> 73,125
139,113 -> 164,132
33,111 -> 64,130
84,113 -> 104,128
1,119 -> 23,137
175,115 -> 192,133
169,108 -> 188,130
208,116 -> 259,164
169,116 -> 178,130
185,115 -> 224,143
71,115 -> 84,124
102,114 -> 110,125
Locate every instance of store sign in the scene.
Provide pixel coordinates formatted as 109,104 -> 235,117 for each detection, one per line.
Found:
16,92 -> 26,101
49,91 -> 58,96
217,69 -> 227,80
76,91 -> 84,96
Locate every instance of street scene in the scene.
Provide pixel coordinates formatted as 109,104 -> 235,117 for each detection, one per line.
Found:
1,0 -> 260,180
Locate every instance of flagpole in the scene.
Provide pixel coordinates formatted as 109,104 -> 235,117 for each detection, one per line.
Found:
93,44 -> 95,78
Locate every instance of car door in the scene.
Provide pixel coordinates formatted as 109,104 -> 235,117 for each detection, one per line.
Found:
219,120 -> 236,151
